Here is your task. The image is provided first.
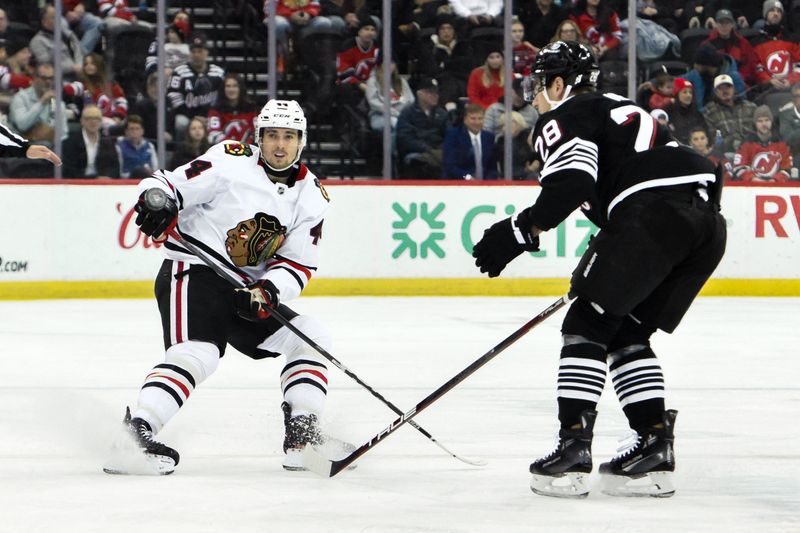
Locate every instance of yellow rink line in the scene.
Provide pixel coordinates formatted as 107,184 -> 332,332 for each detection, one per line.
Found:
0,278 -> 798,300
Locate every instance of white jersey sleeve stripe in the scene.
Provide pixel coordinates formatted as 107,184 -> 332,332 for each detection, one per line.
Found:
540,137 -> 599,181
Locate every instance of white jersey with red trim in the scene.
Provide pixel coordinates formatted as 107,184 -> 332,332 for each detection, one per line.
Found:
138,141 -> 330,301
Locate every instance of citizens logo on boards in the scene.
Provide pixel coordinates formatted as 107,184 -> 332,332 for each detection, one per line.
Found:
391,201 -> 598,261
392,202 -> 446,259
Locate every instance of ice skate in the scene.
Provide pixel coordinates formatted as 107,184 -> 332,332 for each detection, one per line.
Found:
281,402 -> 355,471
103,407 -> 180,475
599,410 -> 677,498
529,409 -> 597,498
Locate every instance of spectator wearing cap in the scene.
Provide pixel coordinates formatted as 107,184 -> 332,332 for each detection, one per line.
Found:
702,9 -> 759,86
569,0 -> 623,60
683,43 -> 746,111
416,14 -> 472,112
515,0 -> 569,50
335,16 -> 379,108
396,77 -> 449,179
62,1 -> 106,55
665,77 -> 707,144
29,5 -> 84,81
442,102 -> 497,179
733,104 -> 793,181
319,0 -> 380,36
778,82 -> 800,162
483,74 -> 538,136
166,32 -> 226,140
467,48 -> 504,109
751,0 -> 800,93
145,11 -> 191,78
651,108 -> 670,128
704,73 -> 758,154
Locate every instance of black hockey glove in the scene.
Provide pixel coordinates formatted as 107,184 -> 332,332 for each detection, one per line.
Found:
135,188 -> 178,238
473,216 -> 540,278
235,279 -> 280,321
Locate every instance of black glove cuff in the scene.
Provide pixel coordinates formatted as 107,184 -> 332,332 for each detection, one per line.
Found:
512,209 -> 541,252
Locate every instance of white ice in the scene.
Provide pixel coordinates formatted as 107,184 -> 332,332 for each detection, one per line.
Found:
1,297 -> 798,533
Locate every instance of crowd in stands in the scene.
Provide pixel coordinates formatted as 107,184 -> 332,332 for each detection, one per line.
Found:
0,0 -> 796,182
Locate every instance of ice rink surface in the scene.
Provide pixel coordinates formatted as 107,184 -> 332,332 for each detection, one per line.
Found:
1,296 -> 798,533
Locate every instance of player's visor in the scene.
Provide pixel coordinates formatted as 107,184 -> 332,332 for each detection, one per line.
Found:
522,75 -> 545,103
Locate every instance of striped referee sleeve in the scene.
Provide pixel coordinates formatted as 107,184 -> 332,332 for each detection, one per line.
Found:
0,122 -> 28,158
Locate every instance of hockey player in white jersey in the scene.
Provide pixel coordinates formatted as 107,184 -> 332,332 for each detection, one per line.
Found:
104,100 -> 343,475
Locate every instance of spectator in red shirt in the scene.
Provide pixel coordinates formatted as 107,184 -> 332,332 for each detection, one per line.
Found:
335,15 -> 379,107
751,0 -> 800,92
207,73 -> 257,145
511,17 -> 537,74
648,71 -> 675,111
262,0 -> 337,74
467,48 -> 504,109
703,9 -> 759,86
570,0 -> 622,60
733,105 -> 793,181
79,52 -> 128,134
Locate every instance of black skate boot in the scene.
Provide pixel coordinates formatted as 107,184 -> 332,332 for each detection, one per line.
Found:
103,407 -> 180,475
281,402 -> 356,471
599,409 -> 677,497
529,409 -> 597,498
282,401 -> 324,471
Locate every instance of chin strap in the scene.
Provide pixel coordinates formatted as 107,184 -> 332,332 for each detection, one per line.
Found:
543,84 -> 575,110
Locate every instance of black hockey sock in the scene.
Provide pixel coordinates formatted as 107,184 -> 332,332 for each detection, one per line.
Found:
608,345 -> 666,430
557,339 -> 607,429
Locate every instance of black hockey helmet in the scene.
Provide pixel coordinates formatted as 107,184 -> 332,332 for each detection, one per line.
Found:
523,40 -> 599,102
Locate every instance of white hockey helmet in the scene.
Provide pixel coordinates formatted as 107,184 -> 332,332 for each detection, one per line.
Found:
254,99 -> 307,172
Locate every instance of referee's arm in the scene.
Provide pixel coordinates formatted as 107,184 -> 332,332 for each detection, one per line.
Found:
0,123 -> 62,166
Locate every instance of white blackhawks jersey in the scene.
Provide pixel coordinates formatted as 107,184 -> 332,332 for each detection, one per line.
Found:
137,141 -> 330,302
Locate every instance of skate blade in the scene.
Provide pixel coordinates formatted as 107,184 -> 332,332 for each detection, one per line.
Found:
530,472 -> 590,499
103,452 -> 176,475
103,429 -> 176,475
600,471 -> 675,498
283,440 -> 358,472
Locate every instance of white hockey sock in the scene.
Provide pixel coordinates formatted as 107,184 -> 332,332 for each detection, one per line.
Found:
281,354 -> 328,417
132,341 -> 219,433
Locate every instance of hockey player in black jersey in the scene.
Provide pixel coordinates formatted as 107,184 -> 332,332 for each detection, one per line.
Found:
472,41 -> 726,498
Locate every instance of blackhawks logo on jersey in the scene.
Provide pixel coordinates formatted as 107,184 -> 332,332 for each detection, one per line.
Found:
314,177 -> 330,202
224,142 -> 253,157
226,213 -> 286,267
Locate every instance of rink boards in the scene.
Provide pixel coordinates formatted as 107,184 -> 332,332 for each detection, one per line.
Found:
0,180 -> 797,298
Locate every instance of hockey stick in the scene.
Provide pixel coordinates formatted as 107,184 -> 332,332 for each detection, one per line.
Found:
143,189 -> 486,466
302,293 -> 574,477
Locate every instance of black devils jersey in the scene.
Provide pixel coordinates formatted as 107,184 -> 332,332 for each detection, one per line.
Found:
527,92 -> 716,229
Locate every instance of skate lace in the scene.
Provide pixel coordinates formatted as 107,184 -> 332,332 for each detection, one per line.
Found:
612,430 -> 641,460
541,432 -> 563,460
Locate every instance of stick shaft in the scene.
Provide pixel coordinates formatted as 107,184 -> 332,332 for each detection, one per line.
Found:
323,293 -> 572,476
164,228 -> 484,465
